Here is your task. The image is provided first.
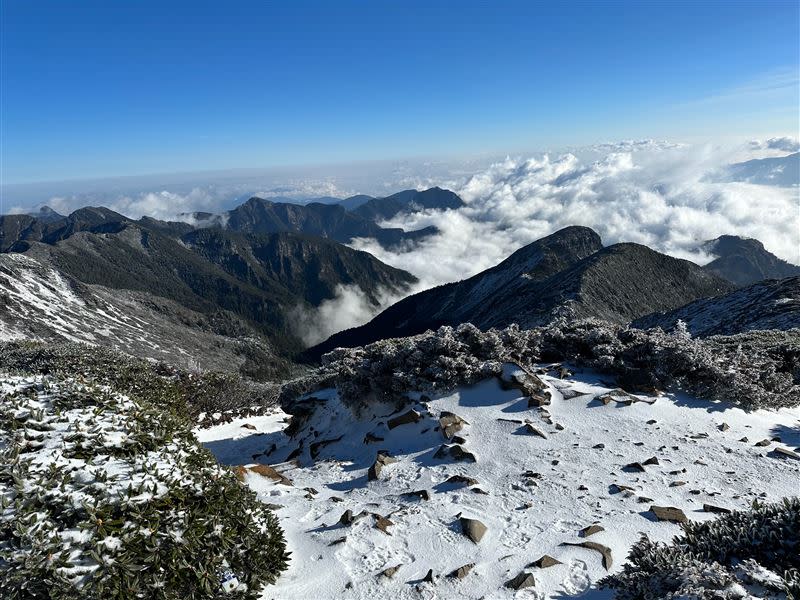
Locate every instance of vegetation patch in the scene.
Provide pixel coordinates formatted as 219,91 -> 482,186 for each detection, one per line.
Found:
0,361 -> 288,598
601,498 -> 800,598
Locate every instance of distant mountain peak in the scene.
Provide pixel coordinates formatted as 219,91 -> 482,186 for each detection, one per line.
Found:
701,234 -> 800,286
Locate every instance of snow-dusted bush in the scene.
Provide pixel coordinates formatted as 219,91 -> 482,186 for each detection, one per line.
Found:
0,372 -> 288,597
285,322 -> 800,411
601,498 -> 800,599
0,341 -> 281,425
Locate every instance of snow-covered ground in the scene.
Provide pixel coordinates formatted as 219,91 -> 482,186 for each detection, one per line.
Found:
196,365 -> 800,599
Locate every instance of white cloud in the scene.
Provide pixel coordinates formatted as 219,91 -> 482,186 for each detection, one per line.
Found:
350,143 -> 800,292
289,284 -> 404,346
749,136 -> 800,153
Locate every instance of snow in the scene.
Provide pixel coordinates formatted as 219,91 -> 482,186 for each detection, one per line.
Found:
196,365 -> 800,599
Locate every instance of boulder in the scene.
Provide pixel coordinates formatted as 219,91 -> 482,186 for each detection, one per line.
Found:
388,409 -> 422,429
439,411 -> 468,439
579,524 -> 604,537
560,541 -> 613,570
380,565 -> 401,578
459,517 -> 487,543
445,474 -> 479,487
447,563 -> 475,579
649,505 -> 688,523
434,444 -> 477,462
703,503 -> 732,514
523,424 -> 547,438
773,446 -> 800,460
528,555 -> 562,568
505,571 -> 536,590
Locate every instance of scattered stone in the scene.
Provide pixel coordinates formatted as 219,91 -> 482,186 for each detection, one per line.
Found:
439,411 -> 468,440
459,517 -> 487,543
528,392 -> 552,408
559,367 -> 572,379
555,422 -> 565,431
363,432 -> 384,444
388,409 -> 422,429
403,489 -> 430,501
703,503 -> 732,514
593,443 -> 605,449
422,569 -> 434,583
560,541 -> 613,570
328,536 -> 347,546
669,481 -> 687,487
310,435 -> 344,459
507,370 -> 547,396
739,437 -> 749,443
339,509 -> 367,525
609,483 -> 635,494
578,484 -> 589,491
447,563 -> 475,579
599,395 -> 613,405
374,515 -> 394,535
505,571 -> 536,590
444,475 -> 479,487
451,435 -> 467,444
718,422 -> 730,432
472,487 -> 489,495
237,464 -> 293,486
380,565 -> 401,578
330,496 -> 344,503
496,417 -> 524,424
649,505 -> 688,523
637,496 -> 654,503
528,555 -> 562,569
773,446 -> 800,460
646,419 -> 657,425
643,456 -> 659,466
241,423 -> 257,430
754,439 -> 772,447
368,451 -> 398,480
580,524 -> 604,537
523,424 -> 547,438
623,462 -> 646,473
434,444 -> 477,462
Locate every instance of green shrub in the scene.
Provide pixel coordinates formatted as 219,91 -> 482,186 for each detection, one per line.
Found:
0,374 -> 289,599
601,498 -> 800,599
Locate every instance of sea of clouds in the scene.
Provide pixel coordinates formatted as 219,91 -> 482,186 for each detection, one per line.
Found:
5,138 -> 799,345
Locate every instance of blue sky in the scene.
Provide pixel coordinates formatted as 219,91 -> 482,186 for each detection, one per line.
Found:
2,1 -> 798,184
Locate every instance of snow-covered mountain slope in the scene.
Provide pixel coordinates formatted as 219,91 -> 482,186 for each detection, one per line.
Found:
308,227 -> 734,359
0,253 -> 281,373
196,365 -> 800,599
633,276 -> 800,336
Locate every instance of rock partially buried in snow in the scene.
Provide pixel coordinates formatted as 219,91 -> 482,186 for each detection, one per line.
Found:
447,563 -> 475,579
580,524 -> 604,537
402,489 -> 431,501
439,411 -> 468,440
505,571 -> 536,590
387,409 -> 422,429
374,514 -> 394,535
380,565 -> 401,578
234,464 -> 292,486
523,423 -> 547,438
703,503 -> 732,514
368,451 -> 398,480
649,505 -> 688,523
560,541 -> 613,570
444,474 -> 479,487
459,517 -> 487,543
528,555 -> 562,568
772,446 -> 800,460
434,444 -> 477,462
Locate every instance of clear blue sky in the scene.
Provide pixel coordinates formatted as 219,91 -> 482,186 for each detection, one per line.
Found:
2,0 -> 798,184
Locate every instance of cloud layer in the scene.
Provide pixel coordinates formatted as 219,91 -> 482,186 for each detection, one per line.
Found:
351,143 -> 800,291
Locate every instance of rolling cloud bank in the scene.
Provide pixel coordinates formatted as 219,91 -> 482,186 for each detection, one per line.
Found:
5,140 -> 799,344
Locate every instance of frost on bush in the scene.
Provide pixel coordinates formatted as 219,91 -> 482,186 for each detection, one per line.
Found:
0,375 -> 288,599
600,498 -> 800,599
0,340 -> 281,426
283,321 -> 800,412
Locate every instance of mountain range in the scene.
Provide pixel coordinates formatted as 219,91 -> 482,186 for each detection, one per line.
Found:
1,188 -> 798,374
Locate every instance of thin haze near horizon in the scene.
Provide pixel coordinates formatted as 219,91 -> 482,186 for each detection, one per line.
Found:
1,0 -> 799,186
